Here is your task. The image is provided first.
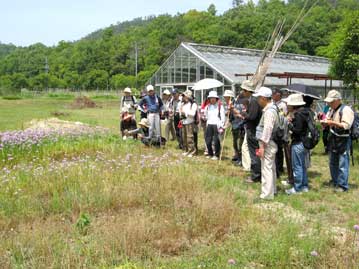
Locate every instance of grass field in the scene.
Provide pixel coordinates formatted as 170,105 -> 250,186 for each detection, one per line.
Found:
0,96 -> 359,268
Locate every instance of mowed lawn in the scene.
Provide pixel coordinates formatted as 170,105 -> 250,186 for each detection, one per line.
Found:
0,96 -> 359,268
0,97 -> 120,131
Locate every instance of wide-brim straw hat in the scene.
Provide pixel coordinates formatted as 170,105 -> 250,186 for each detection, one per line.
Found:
283,93 -> 306,106
324,90 -> 342,103
183,89 -> 193,98
240,80 -> 255,92
138,118 -> 150,128
207,90 -> 219,99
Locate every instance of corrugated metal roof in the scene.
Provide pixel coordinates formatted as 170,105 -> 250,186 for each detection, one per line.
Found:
182,42 -> 342,87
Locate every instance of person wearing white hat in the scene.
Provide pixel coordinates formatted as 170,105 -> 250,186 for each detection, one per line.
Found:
121,87 -> 137,116
284,93 -> 310,195
120,87 -> 138,138
240,80 -> 262,182
179,89 -> 198,157
272,88 -> 287,178
253,87 -> 278,199
321,90 -> 354,192
162,89 -> 176,142
223,89 -> 235,126
204,91 -> 225,160
138,85 -> 164,146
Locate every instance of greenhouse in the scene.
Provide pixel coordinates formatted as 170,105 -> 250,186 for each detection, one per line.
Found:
148,42 -> 344,103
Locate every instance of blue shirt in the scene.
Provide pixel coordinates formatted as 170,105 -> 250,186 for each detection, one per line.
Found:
139,95 -> 163,113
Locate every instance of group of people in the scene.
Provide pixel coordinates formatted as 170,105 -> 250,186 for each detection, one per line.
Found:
119,81 -> 356,200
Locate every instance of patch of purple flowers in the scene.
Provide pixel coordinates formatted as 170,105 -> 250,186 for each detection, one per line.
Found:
0,126 -> 107,150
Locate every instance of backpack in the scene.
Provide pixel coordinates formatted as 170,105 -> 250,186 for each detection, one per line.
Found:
190,102 -> 201,125
339,105 -> 359,165
339,105 -> 359,141
121,95 -> 136,106
302,109 -> 320,150
270,105 -> 289,146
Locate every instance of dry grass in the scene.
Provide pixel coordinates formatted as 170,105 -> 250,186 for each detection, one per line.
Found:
0,148 -> 246,268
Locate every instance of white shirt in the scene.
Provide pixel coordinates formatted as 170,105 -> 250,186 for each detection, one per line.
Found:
273,100 -> 288,115
206,103 -> 225,127
180,101 -> 197,125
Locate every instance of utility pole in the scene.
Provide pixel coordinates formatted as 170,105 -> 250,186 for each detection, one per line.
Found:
45,57 -> 49,92
135,42 -> 138,77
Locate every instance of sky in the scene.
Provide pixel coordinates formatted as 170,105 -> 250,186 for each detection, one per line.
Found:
0,0 -> 233,47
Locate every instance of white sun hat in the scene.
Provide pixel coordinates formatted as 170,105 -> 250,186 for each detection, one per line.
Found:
124,87 -> 132,94
223,90 -> 235,98
283,93 -> 306,106
324,90 -> 342,103
207,91 -> 219,99
163,89 -> 171,95
183,89 -> 193,98
146,85 -> 154,91
138,118 -> 150,128
253,87 -> 272,98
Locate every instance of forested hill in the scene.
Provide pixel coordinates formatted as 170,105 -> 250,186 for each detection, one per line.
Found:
83,17 -> 156,41
0,0 -> 358,92
0,43 -> 17,60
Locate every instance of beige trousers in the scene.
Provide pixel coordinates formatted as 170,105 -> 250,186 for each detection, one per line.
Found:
241,133 -> 251,171
260,140 -> 278,200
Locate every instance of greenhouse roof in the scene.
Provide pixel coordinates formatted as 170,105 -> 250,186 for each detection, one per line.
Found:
181,42 -> 341,87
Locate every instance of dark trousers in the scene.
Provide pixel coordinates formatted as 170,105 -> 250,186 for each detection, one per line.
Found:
246,128 -> 261,181
194,130 -> 198,152
232,128 -> 245,161
323,127 -> 329,152
276,143 -> 284,177
174,113 -> 183,149
284,142 -> 294,184
140,111 -> 147,119
205,124 -> 221,157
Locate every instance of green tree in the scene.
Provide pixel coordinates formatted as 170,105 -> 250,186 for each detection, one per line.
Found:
323,11 -> 359,98
110,73 -> 136,89
84,70 -> 109,90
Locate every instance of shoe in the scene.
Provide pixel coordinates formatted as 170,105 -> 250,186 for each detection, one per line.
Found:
285,187 -> 297,195
234,161 -> 242,167
187,154 -> 193,158
245,177 -> 258,183
302,187 -> 309,193
182,152 -> 189,156
232,156 -> 239,162
259,194 -> 274,200
281,180 -> 291,187
206,155 -> 212,159
211,156 -> 219,161
204,151 -> 209,156
334,187 -> 346,193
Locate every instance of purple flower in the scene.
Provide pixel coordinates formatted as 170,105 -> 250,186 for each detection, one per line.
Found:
310,250 -> 318,257
227,259 -> 236,265
354,224 -> 359,231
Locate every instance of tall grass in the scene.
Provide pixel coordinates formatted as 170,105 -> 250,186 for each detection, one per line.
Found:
0,98 -> 358,268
